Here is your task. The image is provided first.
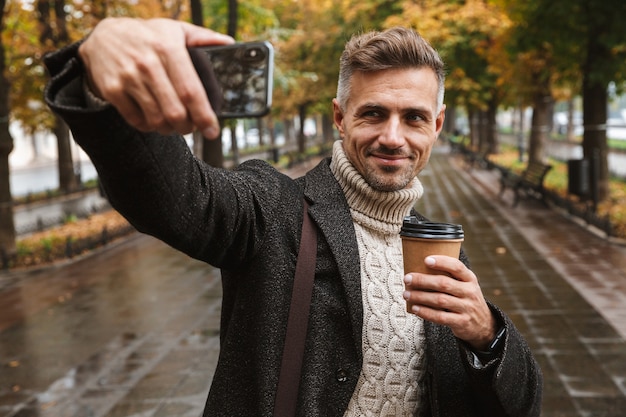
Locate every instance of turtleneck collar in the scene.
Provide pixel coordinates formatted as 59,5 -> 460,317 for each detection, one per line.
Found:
329,140 -> 424,234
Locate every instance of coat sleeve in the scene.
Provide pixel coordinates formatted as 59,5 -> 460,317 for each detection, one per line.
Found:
43,42 -> 297,269
423,305 -> 542,417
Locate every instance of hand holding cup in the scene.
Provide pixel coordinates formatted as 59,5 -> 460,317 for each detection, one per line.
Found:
401,216 -> 497,350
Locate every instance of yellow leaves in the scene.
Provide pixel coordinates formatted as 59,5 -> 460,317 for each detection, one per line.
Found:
5,361 -> 21,393
14,210 -> 131,268
387,0 -> 510,45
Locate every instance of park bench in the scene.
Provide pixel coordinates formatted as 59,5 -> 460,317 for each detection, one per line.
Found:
498,160 -> 552,207
449,139 -> 490,170
464,148 -> 491,170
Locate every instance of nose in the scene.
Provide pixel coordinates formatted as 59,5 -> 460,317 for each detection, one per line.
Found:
378,115 -> 405,149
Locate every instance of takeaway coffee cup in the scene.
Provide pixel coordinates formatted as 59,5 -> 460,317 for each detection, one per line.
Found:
400,216 -> 464,312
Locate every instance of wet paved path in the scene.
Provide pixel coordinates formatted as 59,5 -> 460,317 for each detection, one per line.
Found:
422,149 -> 626,417
1,148 -> 626,416
0,235 -> 221,417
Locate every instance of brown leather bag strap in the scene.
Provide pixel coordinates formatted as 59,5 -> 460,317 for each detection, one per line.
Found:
273,200 -> 317,417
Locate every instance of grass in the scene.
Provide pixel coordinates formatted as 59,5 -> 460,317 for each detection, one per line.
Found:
549,134 -> 626,151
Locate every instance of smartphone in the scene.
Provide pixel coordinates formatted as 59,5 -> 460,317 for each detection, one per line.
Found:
188,41 -> 274,118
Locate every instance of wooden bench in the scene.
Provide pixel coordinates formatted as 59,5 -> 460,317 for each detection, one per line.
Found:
451,141 -> 489,170
499,161 -> 552,207
464,148 -> 491,170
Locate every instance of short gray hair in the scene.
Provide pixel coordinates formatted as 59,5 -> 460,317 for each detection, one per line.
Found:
336,27 -> 445,111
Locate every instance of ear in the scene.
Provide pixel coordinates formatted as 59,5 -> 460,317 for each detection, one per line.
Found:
332,98 -> 345,138
435,104 -> 446,136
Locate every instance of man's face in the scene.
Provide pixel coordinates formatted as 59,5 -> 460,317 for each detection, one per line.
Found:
333,68 -> 445,192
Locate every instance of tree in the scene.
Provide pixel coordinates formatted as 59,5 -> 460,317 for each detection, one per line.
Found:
37,0 -> 79,193
268,0 -> 347,152
499,0 -> 577,165
188,0 -> 226,168
0,0 -> 191,257
201,0 -> 282,166
500,0 -> 626,201
0,0 -> 15,258
577,1 -> 626,201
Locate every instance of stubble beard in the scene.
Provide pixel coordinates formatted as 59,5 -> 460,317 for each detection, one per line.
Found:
362,163 -> 415,192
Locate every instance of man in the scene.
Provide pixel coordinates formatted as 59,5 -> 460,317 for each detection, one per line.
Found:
44,18 -> 542,416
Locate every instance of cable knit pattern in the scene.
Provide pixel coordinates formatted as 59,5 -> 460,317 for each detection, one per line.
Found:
330,141 -> 426,416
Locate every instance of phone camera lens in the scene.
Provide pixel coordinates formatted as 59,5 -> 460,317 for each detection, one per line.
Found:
245,47 -> 265,62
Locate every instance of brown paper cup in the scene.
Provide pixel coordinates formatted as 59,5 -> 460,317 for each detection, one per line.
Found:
400,218 -> 464,313
401,237 -> 463,313
401,237 -> 463,276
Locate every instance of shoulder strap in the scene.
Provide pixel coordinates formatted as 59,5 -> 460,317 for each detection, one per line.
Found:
273,200 -> 317,417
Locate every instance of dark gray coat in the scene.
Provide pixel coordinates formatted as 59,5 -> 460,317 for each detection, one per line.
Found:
44,43 -> 542,417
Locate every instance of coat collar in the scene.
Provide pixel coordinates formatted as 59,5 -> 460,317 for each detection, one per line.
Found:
301,158 -> 363,356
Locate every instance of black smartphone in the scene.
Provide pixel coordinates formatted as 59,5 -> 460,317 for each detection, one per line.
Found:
188,41 -> 274,119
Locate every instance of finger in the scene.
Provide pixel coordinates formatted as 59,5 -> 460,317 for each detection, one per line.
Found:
108,58 -> 183,133
135,55 -> 196,134
145,22 -> 233,137
423,256 -> 476,283
409,302 -> 461,324
404,272 -> 464,296
162,47 -> 218,137
180,21 -> 235,47
179,22 -> 234,138
403,283 -> 465,313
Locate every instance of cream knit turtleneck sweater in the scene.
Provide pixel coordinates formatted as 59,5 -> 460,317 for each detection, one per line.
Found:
329,141 -> 426,417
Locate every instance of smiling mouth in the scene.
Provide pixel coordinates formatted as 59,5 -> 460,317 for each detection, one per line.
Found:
369,149 -> 414,165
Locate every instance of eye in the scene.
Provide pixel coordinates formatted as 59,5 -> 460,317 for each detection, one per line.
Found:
406,112 -> 425,123
362,109 -> 383,118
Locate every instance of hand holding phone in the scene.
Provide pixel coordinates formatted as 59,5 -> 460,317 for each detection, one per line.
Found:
188,41 -> 274,119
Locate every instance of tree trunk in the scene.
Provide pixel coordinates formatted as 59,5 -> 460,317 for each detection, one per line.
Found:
528,92 -> 553,164
190,0 -> 203,26
38,0 -> 77,192
566,98 -> 576,141
443,105 -> 457,135
283,118 -> 294,144
485,100 -> 499,154
0,0 -> 16,256
468,109 -> 479,149
200,0 -> 239,168
228,0 -> 238,38
267,116 -> 276,146
582,80 -> 609,202
477,111 -> 488,151
517,105 -> 526,162
191,0 -> 228,168
297,104 -> 308,153
0,128 -> 14,257
581,23 -> 610,202
321,113 -> 334,143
